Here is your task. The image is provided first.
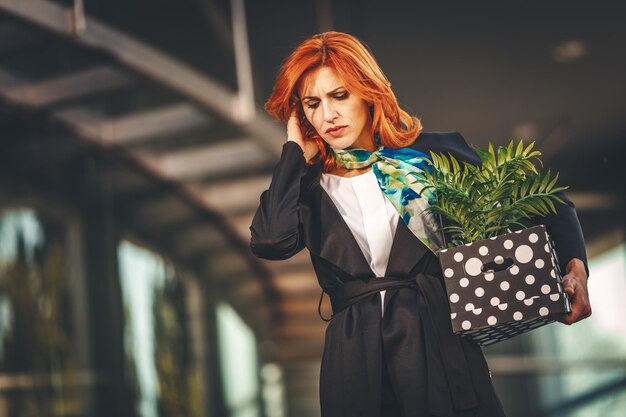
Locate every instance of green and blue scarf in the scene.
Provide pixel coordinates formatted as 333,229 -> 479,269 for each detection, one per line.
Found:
332,146 -> 443,253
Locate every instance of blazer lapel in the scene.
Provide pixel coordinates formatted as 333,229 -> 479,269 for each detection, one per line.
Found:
300,165 -> 432,279
300,166 -> 375,278
384,218 -> 431,277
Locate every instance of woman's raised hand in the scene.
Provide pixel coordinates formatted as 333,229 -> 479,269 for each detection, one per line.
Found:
288,110 -> 319,162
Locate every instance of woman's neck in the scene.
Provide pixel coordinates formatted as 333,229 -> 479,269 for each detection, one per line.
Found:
327,164 -> 372,177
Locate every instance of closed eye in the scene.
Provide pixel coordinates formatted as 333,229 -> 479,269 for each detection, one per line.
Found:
305,100 -> 320,109
304,91 -> 348,109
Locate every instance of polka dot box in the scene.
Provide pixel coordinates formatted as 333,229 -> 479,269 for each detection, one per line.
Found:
438,225 -> 571,346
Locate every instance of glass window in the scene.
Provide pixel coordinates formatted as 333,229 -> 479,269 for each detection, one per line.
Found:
488,244 -> 626,417
534,244 -> 626,417
117,241 -> 203,417
215,302 -> 261,417
0,207 -> 87,416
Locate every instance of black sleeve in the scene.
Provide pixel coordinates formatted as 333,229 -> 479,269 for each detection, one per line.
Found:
441,131 -> 589,277
526,192 -> 589,277
249,141 -> 308,260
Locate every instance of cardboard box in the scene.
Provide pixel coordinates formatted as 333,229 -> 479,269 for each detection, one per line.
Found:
438,225 -> 571,346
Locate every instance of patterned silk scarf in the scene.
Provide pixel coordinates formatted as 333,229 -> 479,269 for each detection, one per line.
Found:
332,146 -> 444,253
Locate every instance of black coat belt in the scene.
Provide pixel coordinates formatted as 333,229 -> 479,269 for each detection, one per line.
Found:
324,274 -> 480,417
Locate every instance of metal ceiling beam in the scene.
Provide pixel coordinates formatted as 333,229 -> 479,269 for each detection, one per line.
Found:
202,174 -> 271,213
54,102 -> 212,145
264,250 -> 313,273
272,271 -> 321,295
281,297 -> 329,316
275,325 -> 326,340
0,66 -> 133,107
146,139 -> 271,180
275,344 -> 325,364
226,212 -> 255,240
0,68 -> 213,145
231,0 -> 255,122
0,0 -> 284,156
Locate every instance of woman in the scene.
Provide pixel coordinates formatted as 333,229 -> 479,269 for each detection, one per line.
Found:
250,32 -> 590,417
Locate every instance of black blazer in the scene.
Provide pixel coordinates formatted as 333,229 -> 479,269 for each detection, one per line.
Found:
250,131 -> 587,417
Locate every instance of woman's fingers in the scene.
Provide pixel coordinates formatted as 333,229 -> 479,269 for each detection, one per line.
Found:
287,110 -> 319,161
287,110 -> 304,144
556,273 -> 592,325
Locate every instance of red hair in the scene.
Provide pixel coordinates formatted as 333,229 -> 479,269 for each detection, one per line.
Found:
265,31 -> 422,171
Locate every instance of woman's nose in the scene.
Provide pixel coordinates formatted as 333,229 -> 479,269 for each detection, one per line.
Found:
322,101 -> 337,122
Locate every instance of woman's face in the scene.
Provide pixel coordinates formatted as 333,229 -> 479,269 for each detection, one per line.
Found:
299,66 -> 375,151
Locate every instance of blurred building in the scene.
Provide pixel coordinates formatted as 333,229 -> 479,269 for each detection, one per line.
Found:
0,1 -> 625,416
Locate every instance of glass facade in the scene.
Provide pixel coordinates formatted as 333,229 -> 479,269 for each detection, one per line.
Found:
535,244 -> 626,417
0,202 -> 284,417
117,241 -> 203,417
1,203 -> 619,417
0,208 -> 89,416
216,302 -> 261,417
488,244 -> 626,417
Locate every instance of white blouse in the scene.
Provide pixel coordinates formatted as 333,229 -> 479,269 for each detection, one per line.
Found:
320,169 -> 399,316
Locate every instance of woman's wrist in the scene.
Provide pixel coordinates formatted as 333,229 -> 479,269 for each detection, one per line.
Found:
565,258 -> 588,281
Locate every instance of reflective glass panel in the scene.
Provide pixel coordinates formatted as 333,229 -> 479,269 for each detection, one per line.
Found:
0,208 -> 87,416
117,241 -> 203,417
216,302 -> 261,417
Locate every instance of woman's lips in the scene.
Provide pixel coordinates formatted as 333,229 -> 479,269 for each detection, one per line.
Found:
326,126 -> 347,137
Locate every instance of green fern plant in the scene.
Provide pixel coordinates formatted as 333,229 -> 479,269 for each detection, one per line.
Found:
412,140 -> 568,246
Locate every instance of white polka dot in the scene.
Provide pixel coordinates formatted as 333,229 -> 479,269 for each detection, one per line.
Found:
465,303 -> 475,312
515,245 -> 534,263
525,275 -> 535,285
539,307 -> 549,317
462,320 -> 472,330
450,313 -> 457,319
550,294 -> 560,302
450,293 -> 459,303
513,311 -> 523,321
516,291 -> 526,301
509,265 -> 520,275
475,287 -> 485,297
515,230 -> 523,234
479,246 -> 489,256
504,240 -> 514,249
494,255 -> 504,264
473,308 -> 482,315
490,236 -> 497,240
524,298 -> 534,306
454,252 -> 464,262
500,281 -> 510,291
541,284 -> 552,294
544,243 -> 550,253
487,316 -> 497,325
444,268 -> 454,278
440,249 -> 448,253
551,270 -> 556,278
490,297 -> 500,306
460,278 -> 469,288
529,233 -> 539,243
466,242 -> 473,246
498,303 -> 508,311
535,259 -> 545,269
465,257 -> 483,277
